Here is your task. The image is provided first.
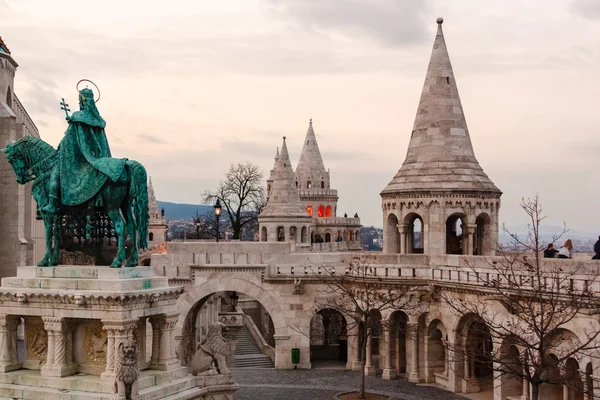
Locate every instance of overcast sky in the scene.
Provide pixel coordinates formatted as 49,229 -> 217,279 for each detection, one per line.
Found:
2,0 -> 600,232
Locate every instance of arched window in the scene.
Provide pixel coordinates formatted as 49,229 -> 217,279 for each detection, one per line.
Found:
306,206 -> 313,216
6,86 -> 11,108
307,181 -> 312,189
325,206 -> 331,217
149,232 -> 154,241
318,206 -> 324,218
325,232 -> 331,242
277,226 -> 285,242
261,226 -> 267,241
296,181 -> 298,188
321,181 -> 324,189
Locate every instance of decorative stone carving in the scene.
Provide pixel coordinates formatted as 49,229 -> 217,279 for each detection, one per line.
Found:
26,324 -> 47,360
292,277 -> 304,294
85,325 -> 108,364
114,339 -> 140,400
190,322 -> 230,376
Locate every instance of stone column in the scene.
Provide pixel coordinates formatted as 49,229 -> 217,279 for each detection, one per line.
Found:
465,224 -> 477,255
41,317 -> 74,377
0,315 -> 20,372
101,319 -> 137,380
136,317 -> 148,371
382,323 -> 396,380
149,316 -> 162,369
347,323 -> 361,371
364,328 -> 376,376
150,313 -> 179,371
407,322 -> 420,383
522,377 -> 530,400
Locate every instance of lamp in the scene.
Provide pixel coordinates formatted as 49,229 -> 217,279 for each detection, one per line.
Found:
230,291 -> 239,311
214,199 -> 222,242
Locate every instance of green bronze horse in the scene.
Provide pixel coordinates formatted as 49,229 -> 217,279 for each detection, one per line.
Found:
1,136 -> 149,267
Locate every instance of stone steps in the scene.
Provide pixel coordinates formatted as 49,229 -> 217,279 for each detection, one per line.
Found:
234,326 -> 274,369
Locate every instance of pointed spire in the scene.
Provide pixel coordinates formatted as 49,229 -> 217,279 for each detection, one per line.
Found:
260,137 -> 309,218
295,119 -> 329,190
148,177 -> 161,222
275,146 -> 279,160
382,18 -> 500,195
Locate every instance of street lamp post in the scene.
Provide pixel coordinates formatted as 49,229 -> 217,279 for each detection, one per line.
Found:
230,291 -> 239,312
214,199 -> 222,242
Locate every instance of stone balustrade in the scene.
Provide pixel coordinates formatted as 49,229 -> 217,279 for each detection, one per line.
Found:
297,189 -> 338,197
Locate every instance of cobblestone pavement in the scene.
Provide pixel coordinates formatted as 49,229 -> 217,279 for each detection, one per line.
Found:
233,368 -> 467,400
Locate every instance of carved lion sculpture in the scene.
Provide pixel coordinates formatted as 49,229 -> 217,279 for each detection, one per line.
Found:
190,322 -> 230,376
114,339 -> 140,400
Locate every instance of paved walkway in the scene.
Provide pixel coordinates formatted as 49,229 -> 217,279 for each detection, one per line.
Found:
233,369 -> 468,400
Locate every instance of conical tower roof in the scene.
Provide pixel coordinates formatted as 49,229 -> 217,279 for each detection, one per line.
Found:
260,137 -> 309,218
267,147 -> 279,182
296,119 -> 327,180
381,18 -> 501,196
148,177 -> 161,223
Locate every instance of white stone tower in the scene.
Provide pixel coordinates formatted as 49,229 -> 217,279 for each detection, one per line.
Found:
380,18 -> 501,256
147,177 -> 167,247
266,147 -> 279,200
258,137 -> 311,244
0,37 -> 39,274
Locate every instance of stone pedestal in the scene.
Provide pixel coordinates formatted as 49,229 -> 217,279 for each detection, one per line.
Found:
0,265 -> 235,400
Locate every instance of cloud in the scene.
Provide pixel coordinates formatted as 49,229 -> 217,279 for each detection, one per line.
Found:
267,0 -> 431,48
136,133 -> 168,145
571,0 -> 600,19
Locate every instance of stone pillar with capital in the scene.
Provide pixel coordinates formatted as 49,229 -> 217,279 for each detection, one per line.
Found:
397,224 -> 408,254
149,313 -> 179,371
347,323 -> 361,371
41,317 -> 75,377
0,315 -> 21,373
382,322 -> 396,380
465,223 -> 477,255
100,319 -> 137,380
407,322 -> 420,383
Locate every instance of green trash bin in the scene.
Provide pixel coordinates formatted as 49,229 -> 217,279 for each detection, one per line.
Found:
291,348 -> 300,364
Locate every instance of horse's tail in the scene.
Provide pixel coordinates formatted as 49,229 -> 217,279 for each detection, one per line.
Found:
128,161 -> 149,249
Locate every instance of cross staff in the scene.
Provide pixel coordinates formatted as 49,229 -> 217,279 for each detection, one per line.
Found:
60,98 -> 70,119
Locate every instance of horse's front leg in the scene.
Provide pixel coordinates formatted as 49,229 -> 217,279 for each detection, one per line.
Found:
123,205 -> 138,268
37,215 -> 54,266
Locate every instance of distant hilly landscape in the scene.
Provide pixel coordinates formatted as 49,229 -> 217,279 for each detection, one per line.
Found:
157,201 -> 213,221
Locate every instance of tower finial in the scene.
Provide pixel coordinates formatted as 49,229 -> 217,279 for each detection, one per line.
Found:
283,136 -> 286,141
436,17 -> 444,24
310,118 -> 312,124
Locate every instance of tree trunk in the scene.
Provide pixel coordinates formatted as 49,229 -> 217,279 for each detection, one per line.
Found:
359,337 -> 367,399
531,382 -> 539,400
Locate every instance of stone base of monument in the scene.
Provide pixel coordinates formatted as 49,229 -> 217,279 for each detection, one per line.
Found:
0,265 -> 237,400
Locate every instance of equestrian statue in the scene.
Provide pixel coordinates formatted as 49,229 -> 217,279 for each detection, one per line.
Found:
1,80 -> 149,267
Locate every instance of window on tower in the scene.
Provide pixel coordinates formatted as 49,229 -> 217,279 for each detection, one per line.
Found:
321,181 -> 324,189
318,206 -> 324,218
307,181 -> 312,189
325,206 -> 331,217
306,206 -> 313,216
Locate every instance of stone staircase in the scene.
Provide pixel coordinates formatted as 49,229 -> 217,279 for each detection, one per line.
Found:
234,326 -> 274,369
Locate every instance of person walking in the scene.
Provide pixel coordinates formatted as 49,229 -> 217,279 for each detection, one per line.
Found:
592,236 -> 600,260
558,239 -> 573,259
544,243 -> 558,258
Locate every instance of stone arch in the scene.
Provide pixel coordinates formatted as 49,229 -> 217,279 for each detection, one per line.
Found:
277,226 -> 285,242
325,231 -> 331,243
289,226 -> 297,242
403,212 -> 424,254
426,319 -> 447,382
565,358 -> 584,400
474,212 -> 491,255
452,314 -> 493,392
301,226 -> 307,243
446,213 -> 467,255
385,213 -> 399,253
261,226 -> 267,242
309,308 -> 348,365
6,86 -> 11,108
498,339 -> 523,399
176,278 -> 288,367
389,311 -> 408,374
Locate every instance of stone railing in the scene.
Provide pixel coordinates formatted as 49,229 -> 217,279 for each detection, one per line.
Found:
298,189 -> 338,197
13,94 -> 39,138
316,217 -> 361,226
268,254 -> 600,296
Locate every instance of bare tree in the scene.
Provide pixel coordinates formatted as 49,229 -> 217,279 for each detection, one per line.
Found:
442,195 -> 600,400
203,162 -> 267,240
300,255 -> 416,399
